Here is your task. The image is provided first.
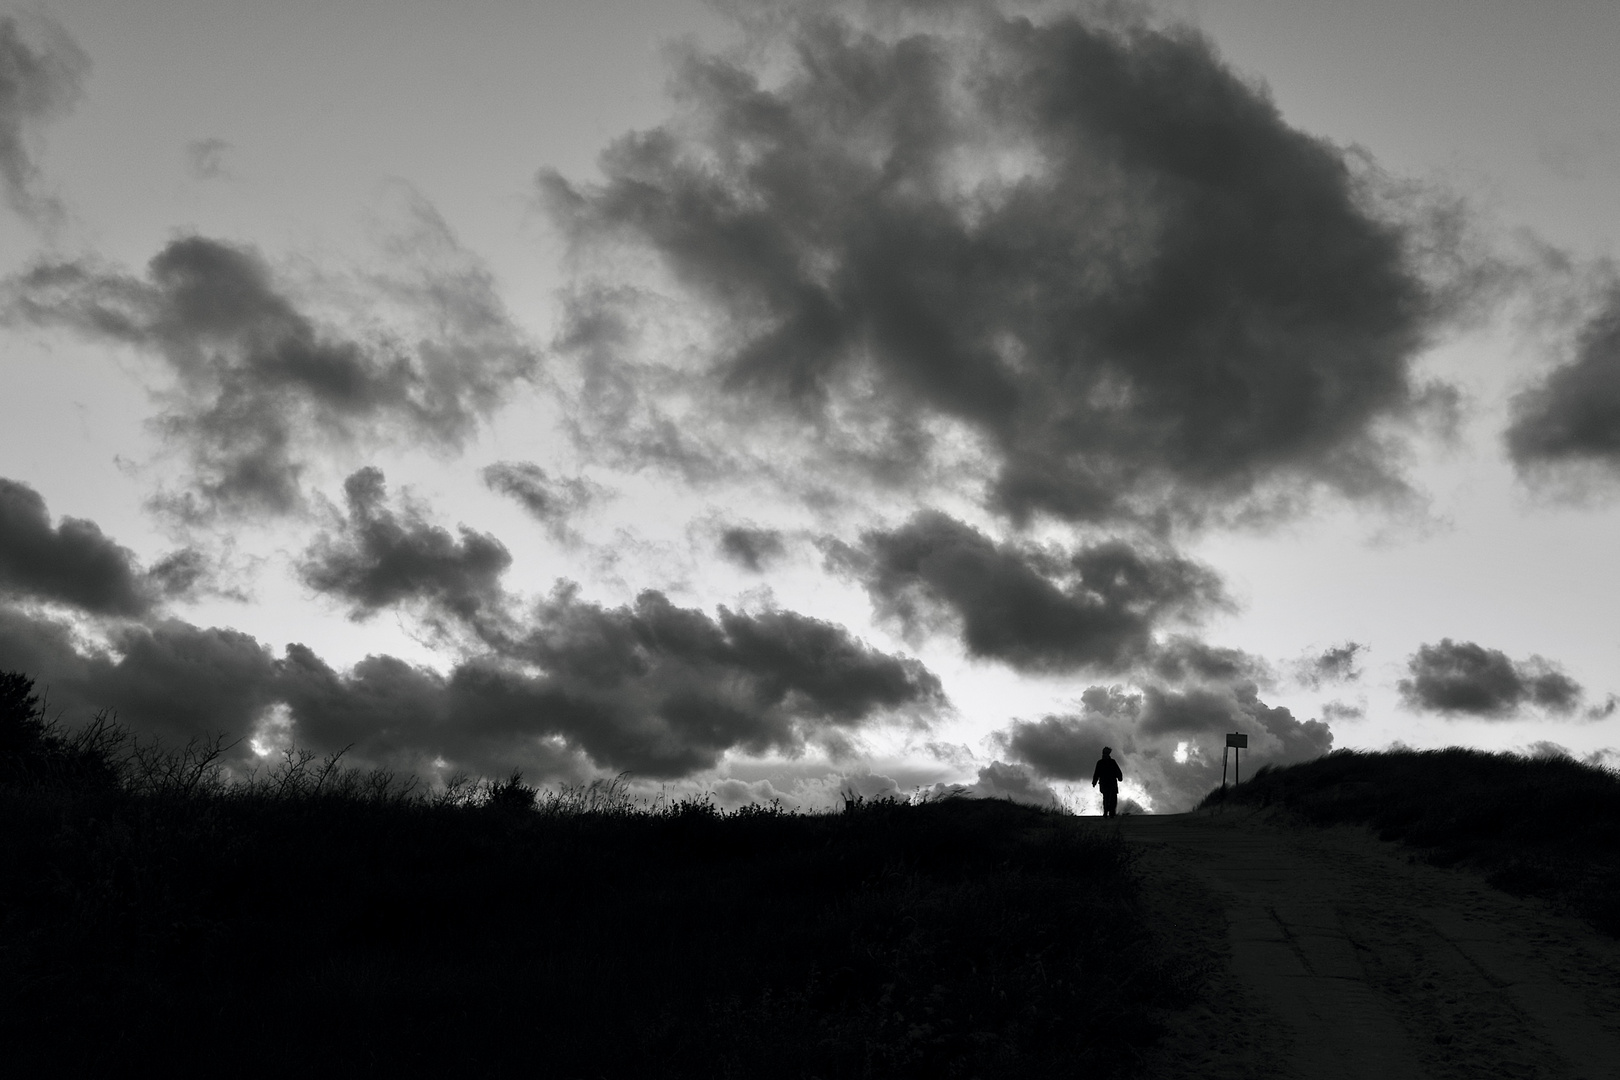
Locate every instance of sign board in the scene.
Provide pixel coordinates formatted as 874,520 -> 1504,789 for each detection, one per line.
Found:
1226,733 -> 1248,748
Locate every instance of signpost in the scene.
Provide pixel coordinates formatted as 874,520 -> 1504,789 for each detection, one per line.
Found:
1223,732 -> 1248,792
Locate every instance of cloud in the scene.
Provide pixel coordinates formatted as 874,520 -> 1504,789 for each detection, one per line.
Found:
712,775 -> 787,808
829,510 -> 1225,673
5,224 -> 535,519
717,525 -> 787,572
1148,635 -> 1270,685
184,137 -> 232,181
994,681 -> 1333,810
1507,282 -> 1620,477
0,477 -> 151,615
298,467 -> 512,626
475,585 -> 946,775
0,606 -> 280,746
142,546 -> 247,602
482,461 -> 605,544
305,585 -> 946,776
0,575 -> 945,781
0,13 -> 88,224
968,760 -> 1060,807
1291,641 -> 1365,689
1320,700 -> 1365,723
542,0 -> 1456,526
1587,748 -> 1620,771
1398,638 -> 1583,718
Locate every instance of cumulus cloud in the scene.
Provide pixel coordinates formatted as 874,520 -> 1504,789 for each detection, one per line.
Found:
1148,635 -> 1269,685
1398,638 -> 1583,718
0,576 -> 944,781
717,525 -> 787,572
968,760 -> 1061,807
829,510 -> 1225,673
0,607 -> 280,746
0,13 -> 88,224
299,467 -> 512,626
712,775 -> 787,808
994,681 -> 1333,810
478,585 -> 946,775
5,225 -> 535,519
390,585 -> 949,774
542,0 -> 1456,526
1507,282 -> 1620,477
0,477 -> 151,615
482,460 -> 605,544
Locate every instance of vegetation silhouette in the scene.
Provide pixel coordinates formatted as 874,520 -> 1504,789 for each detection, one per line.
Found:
1204,748 -> 1620,935
0,671 -> 1201,1077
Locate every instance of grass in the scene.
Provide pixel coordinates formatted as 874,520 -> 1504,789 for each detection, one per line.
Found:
1,672 -> 1202,1077
1203,747 -> 1620,935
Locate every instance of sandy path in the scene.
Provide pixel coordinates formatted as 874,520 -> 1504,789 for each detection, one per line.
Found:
1094,811 -> 1620,1080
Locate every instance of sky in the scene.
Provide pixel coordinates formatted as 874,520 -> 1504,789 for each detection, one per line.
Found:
1,0 -> 1617,813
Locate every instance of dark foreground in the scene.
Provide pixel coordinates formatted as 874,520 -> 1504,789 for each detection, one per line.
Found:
1,676 -> 1196,1078
10,667 -> 1620,1078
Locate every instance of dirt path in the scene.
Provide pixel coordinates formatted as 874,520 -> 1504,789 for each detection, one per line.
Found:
1094,811 -> 1620,1080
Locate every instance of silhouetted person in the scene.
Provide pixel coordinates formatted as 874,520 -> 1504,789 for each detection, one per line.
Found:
1092,747 -> 1123,817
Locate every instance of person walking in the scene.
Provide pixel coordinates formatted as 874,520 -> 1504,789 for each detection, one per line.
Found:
1092,746 -> 1124,818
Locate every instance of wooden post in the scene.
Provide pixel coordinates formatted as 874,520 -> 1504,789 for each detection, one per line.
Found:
1225,732 -> 1248,790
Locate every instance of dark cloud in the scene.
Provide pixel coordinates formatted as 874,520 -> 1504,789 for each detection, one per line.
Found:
145,548 -> 209,599
0,607 -> 279,746
0,578 -> 943,781
5,226 -> 535,519
1136,683 -> 1333,759
0,13 -> 88,223
1321,701 -> 1365,723
1507,283 -> 1620,476
1398,638 -> 1583,718
995,680 -> 1332,810
829,510 -> 1224,673
543,0 -> 1452,525
299,468 -> 511,625
141,546 -> 245,602
184,137 -> 232,181
1292,641 -> 1365,689
479,585 -> 945,775
718,525 -> 787,572
0,477 -> 150,615
997,711 -> 1127,784
1148,635 -> 1269,685
482,461 -> 605,543
968,761 -> 1061,807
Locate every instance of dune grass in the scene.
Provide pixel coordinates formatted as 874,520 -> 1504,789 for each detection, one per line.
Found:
1,673 -> 1201,1077
1204,747 -> 1620,935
